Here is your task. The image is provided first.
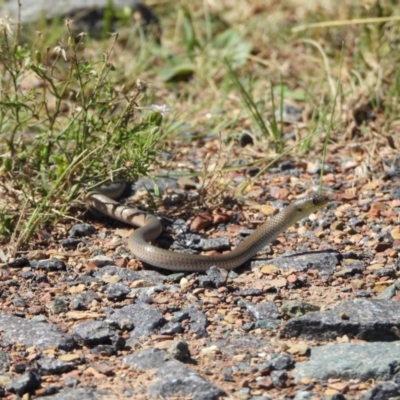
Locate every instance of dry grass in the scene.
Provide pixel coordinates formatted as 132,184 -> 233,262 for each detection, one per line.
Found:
1,0 -> 399,250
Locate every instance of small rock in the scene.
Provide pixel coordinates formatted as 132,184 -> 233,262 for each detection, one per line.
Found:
105,283 -> 130,301
73,320 -> 115,346
47,299 -> 69,314
69,223 -> 95,237
270,370 -> 287,388
239,131 -> 254,147
198,266 -> 228,288
281,300 -> 320,318
6,371 -> 41,396
167,340 -> 190,361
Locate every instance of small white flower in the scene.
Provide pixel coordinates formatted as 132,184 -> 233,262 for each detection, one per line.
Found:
149,104 -> 170,115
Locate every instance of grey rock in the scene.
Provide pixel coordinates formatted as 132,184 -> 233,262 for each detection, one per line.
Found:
6,257 -> 30,268
171,309 -> 191,323
324,395 -> 346,400
31,315 -> 47,323
37,357 -> 74,375
89,255 -> 114,267
270,370 -> 288,388
360,381 -> 400,400
70,290 -> 101,310
376,279 -> 400,299
73,320 -> 115,346
6,370 -> 41,396
36,387 -> 119,400
90,344 -> 117,356
335,260 -> 365,277
348,217 -> 364,228
198,266 -> 228,288
252,250 -> 340,279
294,391 -> 313,400
233,288 -> 264,296
93,266 -> 164,285
392,187 -> 400,200
186,307 -> 208,338
159,321 -> 184,335
255,319 -> 281,329
0,351 -> 10,373
47,298 -> 69,314
20,271 -> 35,279
281,299 -> 400,341
356,289 -> 374,298
268,353 -> 293,370
293,342 -> 400,382
0,313 -> 75,350
69,223 -> 95,237
242,322 -> 255,331
107,304 -> 166,339
232,362 -> 256,374
123,389 -> 135,397
30,258 -> 67,271
281,300 -> 320,318
276,103 -> 303,123
241,301 -> 280,320
223,367 -> 234,381
12,294 -> 27,308
123,348 -> 167,369
63,376 -> 81,387
105,282 -> 130,301
167,340 -> 189,361
250,397 -> 272,400
211,336 -> 270,357
149,359 -> 226,400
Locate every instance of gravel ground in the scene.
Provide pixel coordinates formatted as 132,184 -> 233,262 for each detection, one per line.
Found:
1,148 -> 400,399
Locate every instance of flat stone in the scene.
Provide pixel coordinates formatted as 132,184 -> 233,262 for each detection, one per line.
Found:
72,321 -> 116,346
37,357 -> 74,375
122,348 -> 166,369
281,299 -> 400,341
149,359 -> 226,400
106,304 -> 166,339
293,342 -> 400,382
252,250 -> 340,280
0,313 -> 75,350
240,301 -> 280,320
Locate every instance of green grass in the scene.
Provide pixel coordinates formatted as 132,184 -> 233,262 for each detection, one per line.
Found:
1,0 -> 400,246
